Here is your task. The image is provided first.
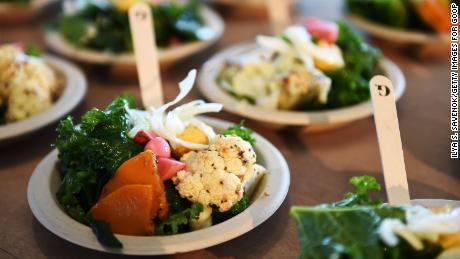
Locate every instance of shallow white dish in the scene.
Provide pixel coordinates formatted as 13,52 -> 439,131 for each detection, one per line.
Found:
198,43 -> 406,131
347,14 -> 449,45
0,0 -> 58,24
0,55 -> 87,144
27,116 -> 290,255
44,5 -> 224,66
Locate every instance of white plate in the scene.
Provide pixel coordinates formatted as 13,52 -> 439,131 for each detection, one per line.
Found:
198,43 -> 406,131
411,199 -> 460,208
27,116 -> 290,255
44,5 -> 224,65
0,0 -> 58,24
347,14 -> 449,45
0,55 -> 87,144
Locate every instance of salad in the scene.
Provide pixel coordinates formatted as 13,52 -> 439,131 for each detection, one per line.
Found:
346,0 -> 452,34
290,176 -> 460,259
217,18 -> 380,111
0,43 -> 62,124
0,0 -> 30,4
53,0 -> 210,53
55,70 -> 266,247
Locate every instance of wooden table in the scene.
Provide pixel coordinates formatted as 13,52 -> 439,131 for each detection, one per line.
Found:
0,1 -> 459,258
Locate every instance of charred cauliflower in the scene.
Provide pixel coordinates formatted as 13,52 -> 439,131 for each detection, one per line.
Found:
0,44 -> 60,123
174,134 -> 265,212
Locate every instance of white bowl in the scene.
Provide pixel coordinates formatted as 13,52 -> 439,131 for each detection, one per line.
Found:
44,5 -> 224,66
198,43 -> 406,132
0,55 -> 87,144
0,0 -> 58,24
347,14 -> 449,45
27,116 -> 290,255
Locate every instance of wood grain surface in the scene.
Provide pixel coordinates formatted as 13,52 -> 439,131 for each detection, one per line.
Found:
0,1 -> 458,258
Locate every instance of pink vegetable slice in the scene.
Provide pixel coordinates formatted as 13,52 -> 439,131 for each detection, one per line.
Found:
144,137 -> 171,158
304,17 -> 338,44
134,130 -> 157,145
157,157 -> 186,180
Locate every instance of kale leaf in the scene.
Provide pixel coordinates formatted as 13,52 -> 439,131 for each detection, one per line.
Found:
55,1 -> 204,53
156,180 -> 203,235
55,96 -> 142,247
55,96 -> 142,223
328,175 -> 383,208
222,121 -> 256,147
157,203 -> 203,235
212,196 -> 250,225
323,22 -> 380,109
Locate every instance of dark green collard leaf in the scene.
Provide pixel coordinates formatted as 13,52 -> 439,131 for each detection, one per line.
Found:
290,205 -> 405,259
89,219 -> 123,248
290,176 -> 444,258
212,196 -> 250,224
156,203 -> 203,235
222,121 -> 256,147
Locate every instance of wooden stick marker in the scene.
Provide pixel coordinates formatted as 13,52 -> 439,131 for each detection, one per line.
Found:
370,75 -> 410,205
129,2 -> 163,108
267,0 -> 290,35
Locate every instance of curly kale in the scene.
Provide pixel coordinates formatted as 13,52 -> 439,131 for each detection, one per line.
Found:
212,196 -> 250,225
55,96 -> 142,247
55,1 -> 204,53
222,121 -> 256,147
156,180 -> 203,235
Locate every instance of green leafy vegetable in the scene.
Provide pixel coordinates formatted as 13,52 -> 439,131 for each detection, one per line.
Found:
0,0 -> 30,5
54,1 -> 204,53
328,175 -> 383,208
157,203 -> 203,235
155,180 -> 203,235
321,22 -> 380,109
290,205 -> 405,259
290,176 -> 443,259
24,44 -> 41,57
346,0 -> 428,31
55,96 -> 142,246
212,196 -> 250,224
89,219 -> 122,248
222,121 -> 256,147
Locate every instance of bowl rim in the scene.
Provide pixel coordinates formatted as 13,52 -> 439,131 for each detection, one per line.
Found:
27,116 -> 291,255
43,4 -> 225,65
198,42 -> 406,126
0,54 -> 87,143
347,14 -> 449,44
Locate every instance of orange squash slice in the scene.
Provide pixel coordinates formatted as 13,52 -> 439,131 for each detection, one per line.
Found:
91,184 -> 154,236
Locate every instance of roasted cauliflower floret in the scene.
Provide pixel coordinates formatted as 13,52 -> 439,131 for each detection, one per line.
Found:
278,68 -> 331,110
6,79 -> 53,121
174,155 -> 243,212
0,44 -> 59,122
242,164 -> 266,198
174,134 -> 260,212
209,135 -> 256,176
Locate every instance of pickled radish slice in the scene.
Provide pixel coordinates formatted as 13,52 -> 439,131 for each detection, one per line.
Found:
145,137 -> 171,158
304,18 -> 338,43
158,157 -> 185,180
